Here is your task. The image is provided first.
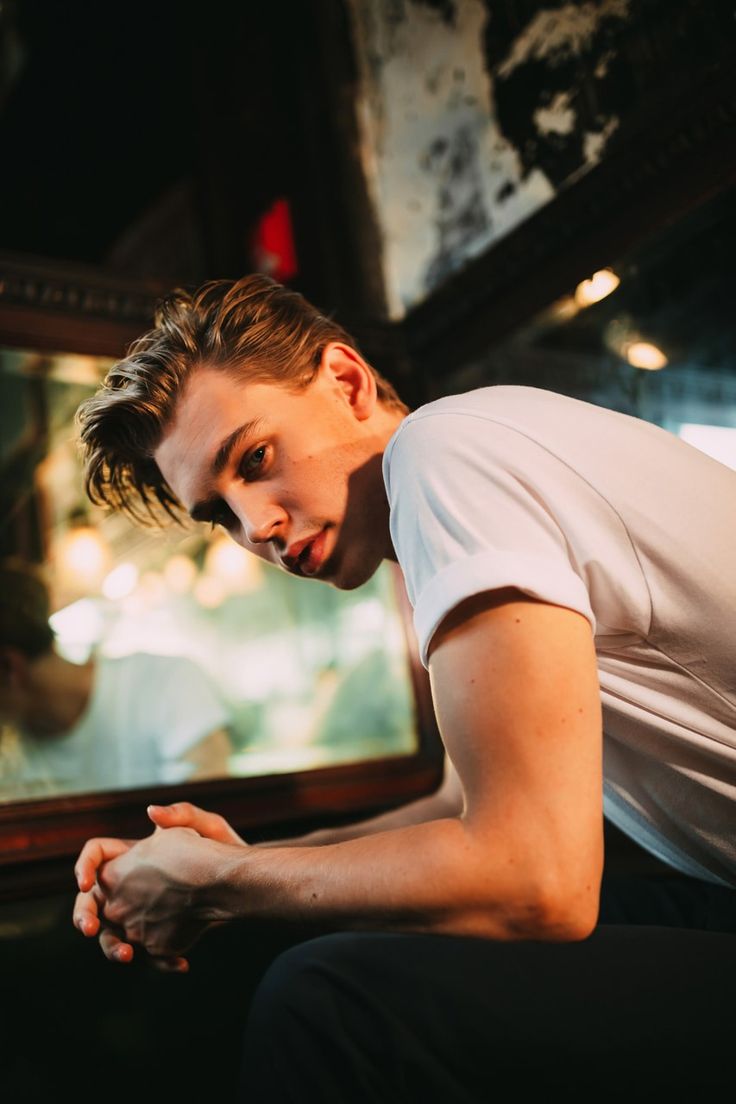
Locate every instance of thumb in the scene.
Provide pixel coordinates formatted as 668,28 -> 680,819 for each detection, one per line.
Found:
147,802 -> 246,846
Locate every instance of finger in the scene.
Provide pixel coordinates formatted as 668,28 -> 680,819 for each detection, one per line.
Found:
147,802 -> 245,845
150,955 -> 190,973
74,837 -> 132,892
99,924 -> 135,964
73,884 -> 134,962
73,886 -> 102,937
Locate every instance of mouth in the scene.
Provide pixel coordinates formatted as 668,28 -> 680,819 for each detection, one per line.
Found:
285,528 -> 329,577
298,528 -> 329,576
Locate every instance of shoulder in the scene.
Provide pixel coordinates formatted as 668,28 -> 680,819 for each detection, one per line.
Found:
383,385 -> 568,494
101,652 -> 215,690
384,385 -> 576,460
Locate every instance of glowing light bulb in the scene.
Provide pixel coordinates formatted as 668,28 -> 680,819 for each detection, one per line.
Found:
574,269 -> 621,307
625,341 -> 668,370
55,527 -> 111,590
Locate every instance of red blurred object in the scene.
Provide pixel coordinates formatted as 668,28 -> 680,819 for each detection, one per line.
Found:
250,197 -> 298,282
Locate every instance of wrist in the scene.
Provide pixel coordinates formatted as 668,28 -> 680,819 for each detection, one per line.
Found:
202,842 -> 253,922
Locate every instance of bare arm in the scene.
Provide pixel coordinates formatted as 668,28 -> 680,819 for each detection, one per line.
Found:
256,755 -> 463,847
84,588 -> 604,951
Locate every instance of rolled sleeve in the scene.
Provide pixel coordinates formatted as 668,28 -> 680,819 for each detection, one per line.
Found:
414,551 -> 596,668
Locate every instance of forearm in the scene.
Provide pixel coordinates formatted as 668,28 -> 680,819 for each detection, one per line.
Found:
256,787 -> 456,849
211,818 -> 587,942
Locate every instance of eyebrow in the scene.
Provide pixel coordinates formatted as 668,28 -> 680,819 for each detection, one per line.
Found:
189,417 -> 266,522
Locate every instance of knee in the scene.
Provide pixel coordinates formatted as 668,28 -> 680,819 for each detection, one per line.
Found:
246,932 -> 361,1036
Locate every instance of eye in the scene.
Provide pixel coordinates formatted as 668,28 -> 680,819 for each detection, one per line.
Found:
239,445 -> 268,479
209,502 -> 237,531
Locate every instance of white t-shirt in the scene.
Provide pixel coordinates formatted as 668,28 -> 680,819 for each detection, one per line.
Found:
383,385 -> 736,888
11,652 -> 229,797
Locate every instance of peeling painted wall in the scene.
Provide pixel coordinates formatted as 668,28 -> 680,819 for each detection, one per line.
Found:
346,0 -> 632,318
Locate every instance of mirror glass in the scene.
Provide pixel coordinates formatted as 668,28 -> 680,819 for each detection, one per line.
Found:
0,349 -> 419,802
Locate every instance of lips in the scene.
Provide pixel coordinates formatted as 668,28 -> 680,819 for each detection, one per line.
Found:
284,527 -> 324,574
285,536 -> 314,568
300,529 -> 327,575
284,528 -> 328,576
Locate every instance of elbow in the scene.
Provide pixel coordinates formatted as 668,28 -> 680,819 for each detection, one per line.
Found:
450,877 -> 600,943
536,899 -> 599,942
531,875 -> 601,942
504,872 -> 601,943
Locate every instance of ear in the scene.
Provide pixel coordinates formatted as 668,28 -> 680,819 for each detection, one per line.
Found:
317,342 -> 377,421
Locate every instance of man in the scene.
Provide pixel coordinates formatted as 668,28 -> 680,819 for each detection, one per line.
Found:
72,274 -> 735,1097
0,560 -> 232,796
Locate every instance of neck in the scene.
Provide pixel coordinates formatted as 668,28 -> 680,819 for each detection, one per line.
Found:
374,403 -> 408,564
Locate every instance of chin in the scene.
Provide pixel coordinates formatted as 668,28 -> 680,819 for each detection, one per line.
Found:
332,551 -> 383,591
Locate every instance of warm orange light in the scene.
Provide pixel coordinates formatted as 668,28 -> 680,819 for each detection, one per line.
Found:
574,268 -> 621,307
55,527 -> 111,590
547,295 -> 581,322
625,341 -> 668,370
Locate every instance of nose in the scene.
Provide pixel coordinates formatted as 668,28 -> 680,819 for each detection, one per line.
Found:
244,516 -> 281,546
228,488 -> 286,548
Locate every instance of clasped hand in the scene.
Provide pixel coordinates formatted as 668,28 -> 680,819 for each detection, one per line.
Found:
73,802 -> 246,972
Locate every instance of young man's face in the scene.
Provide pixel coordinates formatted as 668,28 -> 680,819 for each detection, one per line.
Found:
153,344 -> 404,590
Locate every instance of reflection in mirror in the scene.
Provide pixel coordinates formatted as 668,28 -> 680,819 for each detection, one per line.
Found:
433,185 -> 736,465
0,349 -> 418,803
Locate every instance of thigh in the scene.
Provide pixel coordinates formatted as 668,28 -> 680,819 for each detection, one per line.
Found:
241,923 -> 736,1102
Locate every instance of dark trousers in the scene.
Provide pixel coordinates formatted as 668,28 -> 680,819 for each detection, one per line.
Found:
239,872 -> 736,1101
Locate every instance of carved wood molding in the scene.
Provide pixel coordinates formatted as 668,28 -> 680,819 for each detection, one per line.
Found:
0,253 -> 165,355
0,754 -> 443,901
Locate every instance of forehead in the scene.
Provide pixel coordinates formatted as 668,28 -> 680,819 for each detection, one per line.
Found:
154,370 -> 280,505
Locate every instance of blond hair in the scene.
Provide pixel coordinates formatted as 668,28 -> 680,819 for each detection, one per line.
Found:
78,274 -> 409,523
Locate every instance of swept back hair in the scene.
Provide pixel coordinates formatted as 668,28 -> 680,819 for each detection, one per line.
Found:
77,274 -> 408,524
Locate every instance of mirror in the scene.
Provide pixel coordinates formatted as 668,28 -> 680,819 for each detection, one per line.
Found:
0,347 -> 419,803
